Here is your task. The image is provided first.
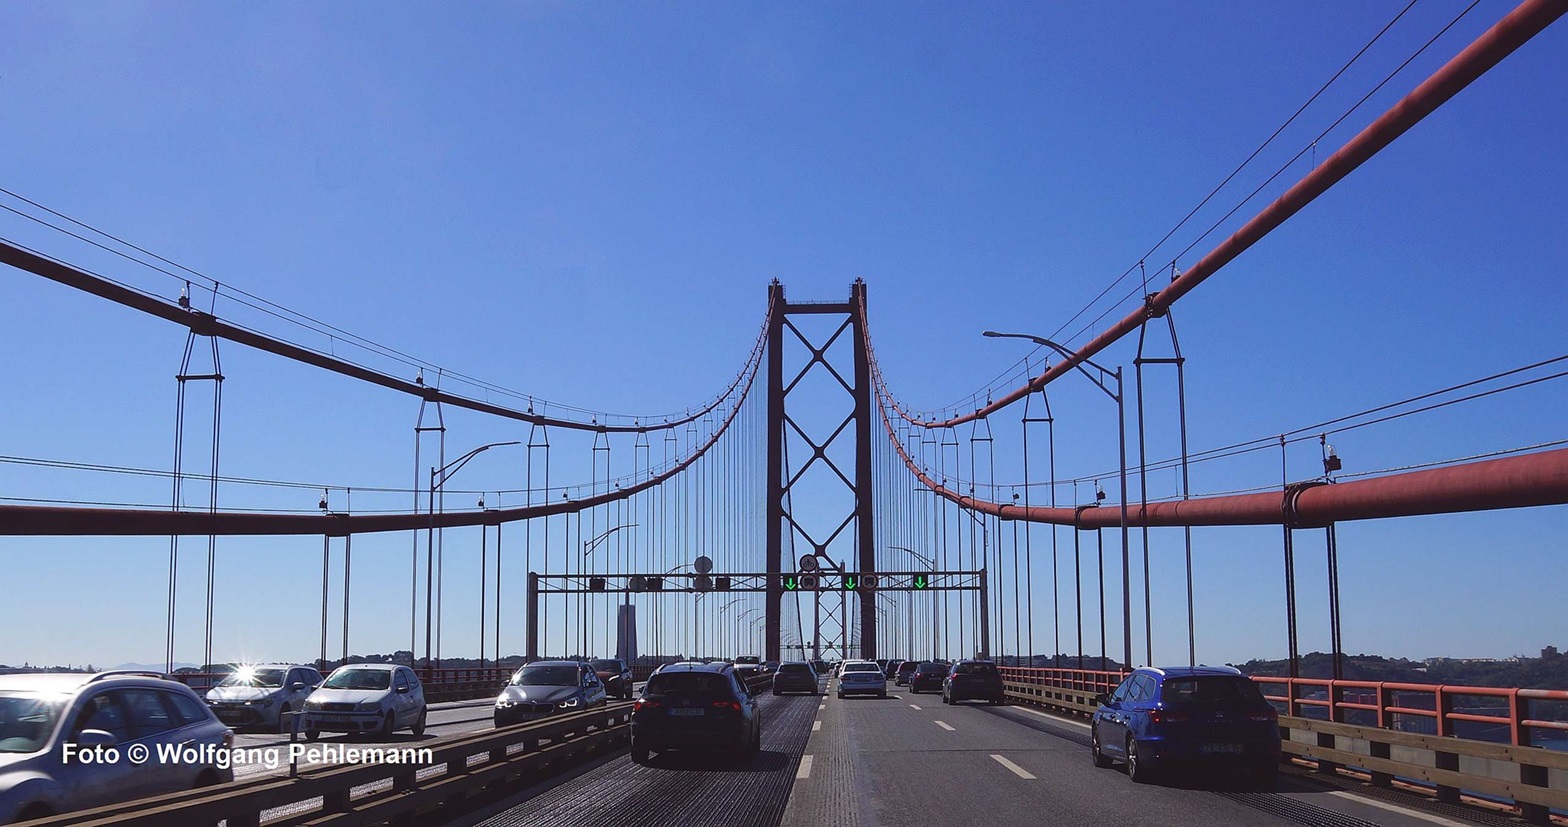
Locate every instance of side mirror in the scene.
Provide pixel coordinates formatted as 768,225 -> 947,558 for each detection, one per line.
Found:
77,729 -> 117,748
1094,693 -> 1109,706
290,682 -> 306,691
396,685 -> 410,694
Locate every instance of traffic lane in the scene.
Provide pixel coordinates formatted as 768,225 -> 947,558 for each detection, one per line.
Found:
971,700 -> 1473,827
468,688 -> 820,827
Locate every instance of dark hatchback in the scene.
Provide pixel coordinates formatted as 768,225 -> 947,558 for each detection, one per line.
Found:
1091,666 -> 1281,785
630,662 -> 761,764
894,660 -> 919,686
943,660 -> 1005,705
907,661 -> 949,694
771,661 -> 818,695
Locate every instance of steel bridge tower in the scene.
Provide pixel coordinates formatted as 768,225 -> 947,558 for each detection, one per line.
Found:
765,281 -> 877,662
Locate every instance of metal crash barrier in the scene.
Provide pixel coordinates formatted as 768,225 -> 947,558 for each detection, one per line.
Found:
1001,666 -> 1568,825
32,706 -> 630,827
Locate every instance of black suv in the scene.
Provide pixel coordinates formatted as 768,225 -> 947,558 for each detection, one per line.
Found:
630,662 -> 761,764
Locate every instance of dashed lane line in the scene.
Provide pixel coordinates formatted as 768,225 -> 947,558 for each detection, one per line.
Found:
796,754 -> 814,780
990,754 -> 1037,780
812,720 -> 821,732
935,720 -> 955,731
908,704 -> 921,710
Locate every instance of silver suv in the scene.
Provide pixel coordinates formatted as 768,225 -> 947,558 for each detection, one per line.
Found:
205,664 -> 323,733
302,664 -> 426,740
0,671 -> 235,824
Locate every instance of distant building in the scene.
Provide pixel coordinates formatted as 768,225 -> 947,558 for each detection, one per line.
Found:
1544,645 -> 1560,659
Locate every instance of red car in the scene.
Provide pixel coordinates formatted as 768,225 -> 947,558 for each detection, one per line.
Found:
592,658 -> 634,700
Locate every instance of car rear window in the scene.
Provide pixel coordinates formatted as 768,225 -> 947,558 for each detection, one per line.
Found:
778,664 -> 811,675
647,673 -> 731,695
916,664 -> 946,673
956,662 -> 998,674
1159,676 -> 1267,708
843,663 -> 880,673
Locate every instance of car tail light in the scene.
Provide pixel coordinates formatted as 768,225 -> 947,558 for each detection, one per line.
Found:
634,698 -> 662,712
1148,709 -> 1189,725
711,700 -> 742,711
1248,707 -> 1278,723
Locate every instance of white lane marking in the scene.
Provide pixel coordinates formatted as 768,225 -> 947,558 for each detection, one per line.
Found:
1326,791 -> 1474,827
908,704 -> 922,710
1014,705 -> 1092,730
818,704 -> 826,711
935,720 -> 955,731
991,754 -> 1037,779
813,720 -> 822,732
796,754 -> 814,779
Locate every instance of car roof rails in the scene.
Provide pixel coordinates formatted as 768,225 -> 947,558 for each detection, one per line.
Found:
87,670 -> 168,683
1197,664 -> 1244,674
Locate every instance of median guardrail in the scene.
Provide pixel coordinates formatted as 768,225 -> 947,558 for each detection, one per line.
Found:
33,705 -> 631,827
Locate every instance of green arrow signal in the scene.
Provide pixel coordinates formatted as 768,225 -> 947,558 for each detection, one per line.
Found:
914,575 -> 928,589
784,576 -> 798,590
843,576 -> 856,590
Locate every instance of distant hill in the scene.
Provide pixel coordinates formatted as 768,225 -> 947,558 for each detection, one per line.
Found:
110,662 -> 199,673
1233,652 -> 1568,690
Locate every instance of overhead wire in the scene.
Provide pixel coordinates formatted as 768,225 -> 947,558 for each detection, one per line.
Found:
910,0 -> 1475,419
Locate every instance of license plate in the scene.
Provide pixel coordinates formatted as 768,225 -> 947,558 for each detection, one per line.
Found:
1201,743 -> 1243,754
668,708 -> 705,717
318,715 -> 351,723
216,710 -> 244,720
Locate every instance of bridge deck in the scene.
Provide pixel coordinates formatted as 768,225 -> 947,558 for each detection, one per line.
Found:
441,679 -> 1500,827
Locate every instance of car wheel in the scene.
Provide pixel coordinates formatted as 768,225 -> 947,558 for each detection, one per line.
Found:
304,728 -> 320,741
1252,760 -> 1278,789
16,803 -> 56,821
1126,737 -> 1152,784
630,743 -> 650,765
1091,725 -> 1113,768
378,711 -> 397,738
837,690 -> 844,699
411,709 -> 427,736
878,691 -> 887,699
772,688 -> 782,696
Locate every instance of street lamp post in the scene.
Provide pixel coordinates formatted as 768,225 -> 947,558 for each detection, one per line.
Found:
984,330 -> 1132,670
956,506 -> 989,659
426,440 -> 520,678
736,606 -> 763,656
890,545 -> 938,660
584,523 -> 637,660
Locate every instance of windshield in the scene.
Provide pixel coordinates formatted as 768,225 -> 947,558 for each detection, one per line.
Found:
0,693 -> 65,753
218,667 -> 286,688
1159,676 -> 1267,708
322,669 -> 392,691
590,660 -> 622,672
513,665 -> 579,686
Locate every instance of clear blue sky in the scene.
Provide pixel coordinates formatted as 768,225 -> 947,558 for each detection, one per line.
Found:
0,2 -> 1564,670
